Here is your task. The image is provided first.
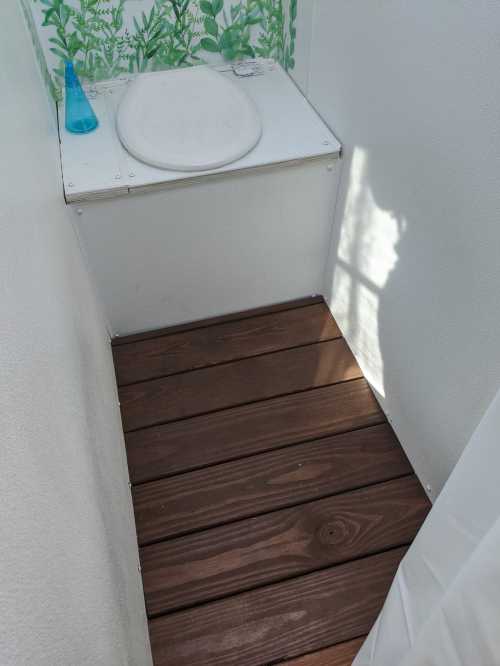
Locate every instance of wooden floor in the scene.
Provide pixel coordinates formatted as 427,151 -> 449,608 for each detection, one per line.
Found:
113,297 -> 430,666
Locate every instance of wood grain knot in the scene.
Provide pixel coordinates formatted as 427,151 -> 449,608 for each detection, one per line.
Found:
317,518 -> 352,547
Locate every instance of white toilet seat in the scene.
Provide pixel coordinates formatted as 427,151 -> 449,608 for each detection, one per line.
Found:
117,66 -> 262,172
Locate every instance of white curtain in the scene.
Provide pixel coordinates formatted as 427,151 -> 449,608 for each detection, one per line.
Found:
354,388 -> 500,666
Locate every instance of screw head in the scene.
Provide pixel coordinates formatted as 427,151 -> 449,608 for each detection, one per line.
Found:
67,182 -> 74,188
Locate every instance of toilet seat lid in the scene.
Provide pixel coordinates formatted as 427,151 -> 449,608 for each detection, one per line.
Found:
117,67 -> 262,172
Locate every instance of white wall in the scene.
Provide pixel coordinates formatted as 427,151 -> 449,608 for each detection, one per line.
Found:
0,3 -> 152,665
295,0 -> 500,498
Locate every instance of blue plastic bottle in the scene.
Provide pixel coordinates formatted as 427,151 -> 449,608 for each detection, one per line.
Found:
65,61 -> 98,134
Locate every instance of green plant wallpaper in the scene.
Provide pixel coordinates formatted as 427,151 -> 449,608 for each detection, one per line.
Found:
28,0 -> 298,100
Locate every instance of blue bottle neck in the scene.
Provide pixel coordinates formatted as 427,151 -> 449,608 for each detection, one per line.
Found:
65,61 -> 80,89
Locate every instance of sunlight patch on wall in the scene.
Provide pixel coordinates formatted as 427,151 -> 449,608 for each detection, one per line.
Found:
327,147 -> 403,398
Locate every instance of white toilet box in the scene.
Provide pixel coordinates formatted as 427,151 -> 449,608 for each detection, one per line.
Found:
59,60 -> 342,335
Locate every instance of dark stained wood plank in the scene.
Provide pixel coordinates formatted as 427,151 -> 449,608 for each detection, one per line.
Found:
148,547 -> 406,666
278,638 -> 365,666
113,303 -> 341,386
112,296 -> 325,346
117,303 -> 428,666
126,379 -> 385,484
141,476 -> 430,615
133,424 -> 412,545
120,339 -> 362,432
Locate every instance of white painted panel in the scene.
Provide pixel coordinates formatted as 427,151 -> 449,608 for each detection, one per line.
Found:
60,88 -> 128,197
59,61 -> 341,202
302,0 -> 500,497
73,159 -> 340,335
0,5 -> 151,665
